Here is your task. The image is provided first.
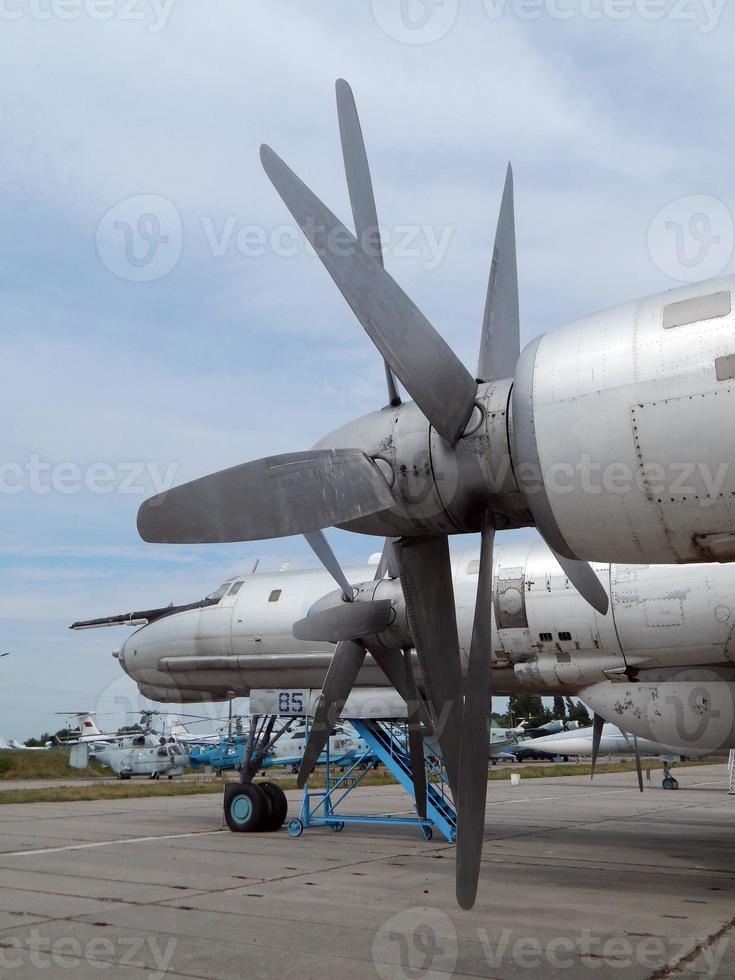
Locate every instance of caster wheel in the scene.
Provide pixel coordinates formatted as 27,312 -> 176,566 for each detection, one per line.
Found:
287,818 -> 304,838
258,781 -> 288,831
330,821 -> 345,833
662,776 -> 675,790
224,783 -> 266,832
421,825 -> 433,841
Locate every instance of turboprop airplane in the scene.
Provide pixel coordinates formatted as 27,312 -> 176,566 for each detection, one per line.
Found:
122,78 -> 735,906
74,531 -> 735,777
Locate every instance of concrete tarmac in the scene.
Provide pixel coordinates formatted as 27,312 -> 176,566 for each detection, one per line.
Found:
0,765 -> 733,979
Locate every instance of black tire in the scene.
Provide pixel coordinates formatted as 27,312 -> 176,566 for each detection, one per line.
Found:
224,783 -> 266,832
258,781 -> 288,831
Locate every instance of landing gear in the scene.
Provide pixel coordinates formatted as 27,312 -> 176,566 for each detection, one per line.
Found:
224,783 -> 266,832
259,781 -> 289,832
223,716 -> 294,833
661,761 -> 679,790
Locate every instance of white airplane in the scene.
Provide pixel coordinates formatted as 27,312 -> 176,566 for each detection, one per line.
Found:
55,711 -> 114,746
0,738 -> 51,751
167,715 -> 220,747
74,537 -> 733,761
517,722 -> 709,762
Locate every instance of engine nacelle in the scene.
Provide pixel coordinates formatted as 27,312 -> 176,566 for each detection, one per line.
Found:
581,667 -> 735,752
513,277 -> 735,565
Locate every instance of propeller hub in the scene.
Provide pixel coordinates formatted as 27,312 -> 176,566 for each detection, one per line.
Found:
314,379 -> 528,538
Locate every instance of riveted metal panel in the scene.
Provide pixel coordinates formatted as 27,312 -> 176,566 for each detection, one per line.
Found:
631,388 -> 735,561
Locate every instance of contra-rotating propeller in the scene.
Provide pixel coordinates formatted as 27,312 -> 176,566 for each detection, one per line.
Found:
590,712 -> 644,792
137,79 -> 610,908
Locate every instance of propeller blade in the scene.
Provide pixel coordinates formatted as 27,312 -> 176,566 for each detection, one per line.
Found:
633,735 -> 644,793
590,712 -> 605,780
335,78 -> 400,409
456,513 -> 496,909
477,164 -> 520,384
404,649 -> 427,821
304,530 -> 353,600
370,647 -> 412,702
395,536 -> 463,798
260,145 -> 478,444
375,537 -> 399,581
293,599 -> 393,643
137,449 -> 393,544
296,639 -> 366,787
550,548 -> 610,616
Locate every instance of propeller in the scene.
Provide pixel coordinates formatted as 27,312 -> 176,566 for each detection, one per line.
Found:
137,79 -> 614,908
591,713 -> 644,792
633,735 -> 644,793
260,144 -> 477,445
336,78 -> 400,410
137,450 -> 393,544
295,535 -> 431,821
590,712 -> 605,780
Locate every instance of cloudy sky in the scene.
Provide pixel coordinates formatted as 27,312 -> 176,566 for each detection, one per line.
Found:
1,0 -> 734,739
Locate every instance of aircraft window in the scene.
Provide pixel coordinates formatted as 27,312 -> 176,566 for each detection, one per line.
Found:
207,581 -> 233,602
228,581 -> 244,596
467,560 -> 480,575
558,631 -> 572,641
539,632 -> 553,642
268,589 -> 282,603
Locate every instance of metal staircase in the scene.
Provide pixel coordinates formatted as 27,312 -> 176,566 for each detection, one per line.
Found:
287,718 -> 457,842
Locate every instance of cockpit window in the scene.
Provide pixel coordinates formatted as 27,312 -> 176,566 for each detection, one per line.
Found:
268,589 -> 282,603
228,581 -> 244,596
206,580 -> 234,602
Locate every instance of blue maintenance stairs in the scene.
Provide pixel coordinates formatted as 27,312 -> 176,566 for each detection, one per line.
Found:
287,718 -> 457,843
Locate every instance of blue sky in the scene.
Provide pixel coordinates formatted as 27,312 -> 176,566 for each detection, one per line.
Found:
2,0 -> 734,738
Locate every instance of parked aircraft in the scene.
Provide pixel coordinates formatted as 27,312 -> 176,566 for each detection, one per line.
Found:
0,738 -> 51,751
71,732 -> 190,780
81,78 -> 735,907
189,725 -> 364,776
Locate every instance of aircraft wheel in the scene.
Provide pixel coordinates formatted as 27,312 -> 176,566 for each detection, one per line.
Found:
287,818 -> 304,838
671,777 -> 679,790
662,776 -> 675,790
224,783 -> 266,833
258,781 -> 288,831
